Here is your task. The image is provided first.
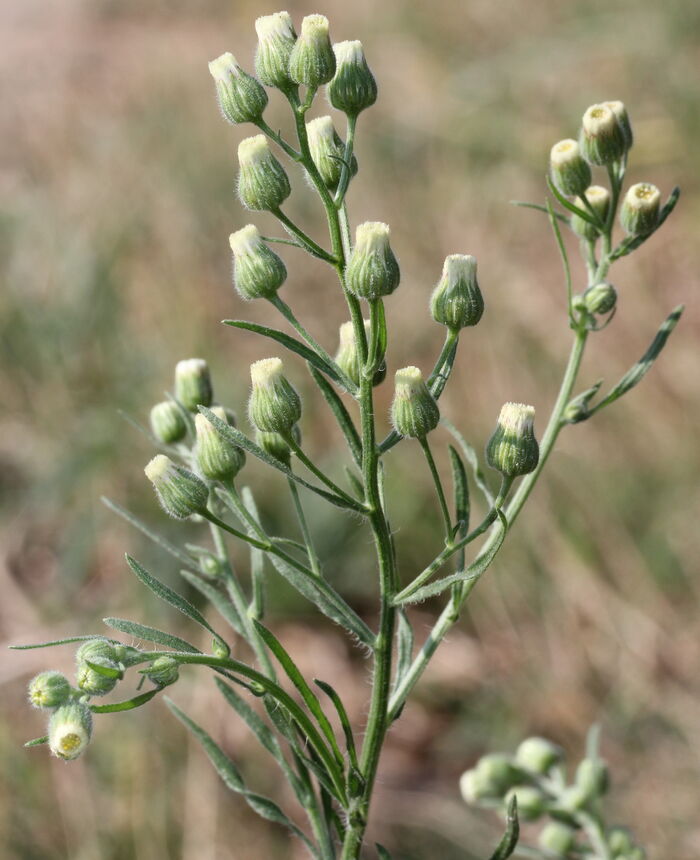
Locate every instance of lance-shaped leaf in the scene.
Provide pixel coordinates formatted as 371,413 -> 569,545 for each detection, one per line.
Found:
392,609 -> 414,695
10,635 -> 109,651
253,622 -> 345,769
224,319 -> 344,387
241,487 -> 266,619
590,305 -> 684,415
510,199 -> 568,222
394,511 -> 507,605
546,175 -> 600,227
308,364 -> 362,467
314,679 -> 359,771
103,617 -> 200,654
178,569 -> 247,638
376,846 -> 393,860
125,555 -> 229,655
102,497 -> 197,570
24,736 -> 49,748
488,796 -> 519,860
441,418 -> 495,506
449,445 -> 470,537
85,659 -> 122,679
165,699 -> 318,856
90,689 -> 161,713
265,552 -> 375,648
199,407 -> 365,513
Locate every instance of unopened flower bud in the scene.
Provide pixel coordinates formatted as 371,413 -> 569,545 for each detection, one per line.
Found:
256,425 -> 301,465
208,52 -> 268,125
28,671 -> 71,710
327,40 -> 377,117
237,135 -> 291,212
459,768 -> 491,804
391,367 -> 439,439
430,254 -> 484,330
486,403 -> 539,478
584,281 -> 617,315
145,454 -> 209,519
575,757 -> 609,802
254,11 -> 297,91
113,644 -> 144,667
515,737 -> 564,774
579,103 -> 627,166
604,100 -> 633,150
620,182 -> 661,235
195,408 -> 245,482
307,115 -> 358,189
570,185 -> 610,240
230,224 -> 287,301
504,786 -> 546,821
76,639 -> 117,666
539,822 -> 576,857
608,828 -> 635,855
289,14 -> 335,88
345,222 -> 400,300
150,400 -> 188,445
76,657 -> 120,697
49,702 -> 93,760
143,656 -> 180,688
248,358 -> 301,434
549,139 -> 592,198
335,320 -> 385,388
475,753 -> 518,797
175,358 -> 213,412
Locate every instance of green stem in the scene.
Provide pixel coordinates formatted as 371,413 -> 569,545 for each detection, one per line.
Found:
387,328 -> 589,720
288,477 -> 322,577
419,436 -> 452,542
283,432 -> 364,510
255,118 -> 302,162
271,208 -> 337,263
334,114 -> 357,207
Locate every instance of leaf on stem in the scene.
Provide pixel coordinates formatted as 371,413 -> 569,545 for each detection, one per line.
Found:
241,487 -> 266,619
90,689 -> 162,713
441,418 -> 495,507
24,736 -> 49,747
165,698 -> 318,855
178,569 -> 247,638
85,659 -> 122,679
392,608 -> 414,696
449,444 -> 470,536
314,679 -> 359,771
103,617 -> 200,654
510,200 -> 568,222
546,175 -> 599,226
488,796 -> 520,860
9,635 -> 109,651
308,364 -> 362,466
376,845 -> 394,860
610,186 -> 680,261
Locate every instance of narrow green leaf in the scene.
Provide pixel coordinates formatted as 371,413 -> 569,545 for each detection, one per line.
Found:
178,569 -> 247,638
511,200 -> 568,222
308,364 -> 362,467
546,175 -> 598,226
610,186 -> 680,260
395,512 -> 507,605
165,698 -> 317,855
314,679 -> 359,770
199,407 -> 364,512
441,418 -> 495,506
241,487 -> 266,619
591,305 -> 684,413
102,497 -> 197,569
449,445 -> 470,536
253,622 -> 345,768
103,617 -> 200,653
9,635 -> 108,651
488,796 -> 519,860
125,555 -> 228,653
266,553 -> 374,647
24,736 -> 49,747
376,845 -> 393,860
224,319 -> 343,385
393,609 -> 414,693
90,689 -> 161,713
85,659 -> 122,679
562,379 -> 604,425
344,467 -> 364,499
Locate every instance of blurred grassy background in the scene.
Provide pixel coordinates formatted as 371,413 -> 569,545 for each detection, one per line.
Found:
1,0 -> 699,857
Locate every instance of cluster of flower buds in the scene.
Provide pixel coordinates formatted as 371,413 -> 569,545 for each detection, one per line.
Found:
486,403 -> 540,478
460,736 -> 642,858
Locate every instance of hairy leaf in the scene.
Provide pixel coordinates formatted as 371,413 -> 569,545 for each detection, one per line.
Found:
103,617 -> 200,653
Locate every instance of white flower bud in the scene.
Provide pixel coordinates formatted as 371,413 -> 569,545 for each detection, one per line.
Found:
208,52 -> 268,125
237,135 -> 291,211
248,357 -> 301,434
327,40 -> 377,117
145,454 -> 209,519
620,182 -> 661,235
549,139 -> 592,198
345,222 -> 400,300
195,408 -> 245,482
254,11 -> 297,91
289,14 -> 336,88
390,367 -> 439,439
150,400 -> 188,444
48,702 -> 93,761
175,358 -> 213,412
306,115 -> 357,189
230,224 -> 287,300
570,185 -> 611,240
579,103 -> 627,166
486,403 -> 539,478
430,254 -> 484,330
28,671 -> 71,710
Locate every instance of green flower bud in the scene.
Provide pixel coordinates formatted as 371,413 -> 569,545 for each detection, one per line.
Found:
475,753 -> 518,797
504,786 -> 546,821
254,11 -> 297,91
256,425 -> 301,466
208,52 -> 268,125
608,828 -> 635,856
289,14 -> 335,88
579,103 -> 627,166
307,115 -> 358,190
248,357 -> 301,434
142,656 -> 180,688
549,139 -> 592,198
195,408 -> 245,482
237,134 -> 291,212
603,100 -> 633,150
113,644 -> 144,667
28,671 -> 71,710
175,358 -> 213,412
539,821 -> 576,857
150,400 -> 188,445
145,454 -> 209,519
391,366 -> 439,439
430,254 -> 484,330
230,224 -> 287,301
570,185 -> 611,240
459,768 -> 492,804
327,40 -> 377,117
575,757 -> 609,802
335,320 -> 385,388
75,639 -> 117,666
76,657 -> 120,697
486,403 -> 539,478
345,222 -> 400,300
49,702 -> 92,760
515,736 -> 564,774
559,783 -> 592,812
620,182 -> 661,236
583,281 -> 617,315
